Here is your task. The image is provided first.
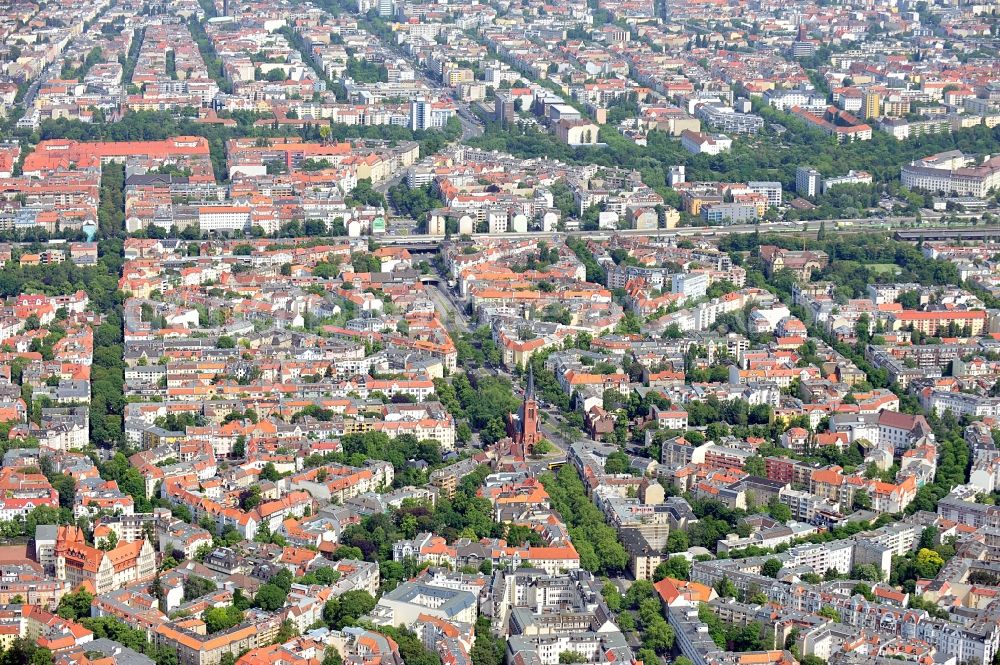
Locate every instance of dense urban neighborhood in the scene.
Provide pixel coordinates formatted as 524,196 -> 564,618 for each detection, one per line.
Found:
0,0 -> 999,665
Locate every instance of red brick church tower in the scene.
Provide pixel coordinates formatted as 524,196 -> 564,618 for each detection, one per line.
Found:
507,366 -> 542,457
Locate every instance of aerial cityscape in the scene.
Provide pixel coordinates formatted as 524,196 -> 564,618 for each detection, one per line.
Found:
0,0 -> 998,664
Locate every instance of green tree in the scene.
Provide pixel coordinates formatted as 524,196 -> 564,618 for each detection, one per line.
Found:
322,590 -> 376,629
642,617 -> 675,654
851,564 -> 882,582
617,612 -> 635,632
715,576 -> 738,598
57,589 -> 94,620
253,584 -> 287,611
666,529 -> 689,553
183,576 -> 217,601
654,555 -> 691,581
604,451 -> 630,475
260,462 -> 281,482
852,583 -> 874,601
624,579 -> 656,609
767,497 -> 792,523
914,548 -> 945,578
203,605 -> 244,633
743,455 -> 765,477
762,558 -> 783,578
272,620 -> 298,645
817,605 -> 840,621
532,439 -> 554,455
345,179 -> 386,209
470,617 -> 504,665
350,252 -> 382,274
98,529 -> 119,551
376,626 -> 440,665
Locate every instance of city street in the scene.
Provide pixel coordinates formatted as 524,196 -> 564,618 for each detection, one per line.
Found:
426,281 -> 470,334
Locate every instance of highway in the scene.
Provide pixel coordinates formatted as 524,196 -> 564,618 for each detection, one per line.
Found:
373,217 -> 987,248
456,104 -> 485,140
375,170 -> 407,196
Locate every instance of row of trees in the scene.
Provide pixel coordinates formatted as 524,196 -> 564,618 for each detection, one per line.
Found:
119,28 -> 144,87
454,325 -> 504,369
61,47 -> 103,80
905,410 -> 971,515
539,464 -> 628,575
98,163 -> 126,238
0,240 -> 126,449
521,348 -> 572,412
85,164 -> 129,465
186,6 -> 233,94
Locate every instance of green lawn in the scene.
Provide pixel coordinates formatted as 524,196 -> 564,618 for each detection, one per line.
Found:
867,263 -> 902,275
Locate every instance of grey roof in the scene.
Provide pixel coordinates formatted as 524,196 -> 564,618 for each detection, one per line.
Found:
35,524 -> 59,542
79,638 -> 156,665
126,174 -> 189,187
380,581 -> 477,618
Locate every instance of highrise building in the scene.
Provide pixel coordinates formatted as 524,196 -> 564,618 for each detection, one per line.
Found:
796,166 -> 821,198
410,99 -> 430,131
668,165 -> 686,187
863,91 -> 881,120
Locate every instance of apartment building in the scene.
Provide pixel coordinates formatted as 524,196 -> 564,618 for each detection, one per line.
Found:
155,616 -> 282,665
901,151 -> 1000,198
889,309 -> 986,336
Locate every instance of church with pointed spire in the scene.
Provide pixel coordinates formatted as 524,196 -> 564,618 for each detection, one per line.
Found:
506,366 -> 542,458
